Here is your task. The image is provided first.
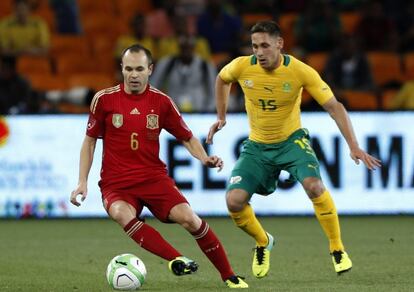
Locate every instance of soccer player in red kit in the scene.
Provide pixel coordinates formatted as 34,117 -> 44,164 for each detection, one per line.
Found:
70,44 -> 248,289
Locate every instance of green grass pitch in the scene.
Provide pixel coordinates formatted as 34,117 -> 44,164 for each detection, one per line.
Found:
0,216 -> 413,291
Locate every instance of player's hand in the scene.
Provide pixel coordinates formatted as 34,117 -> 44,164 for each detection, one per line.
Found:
206,120 -> 226,145
203,155 -> 224,172
70,183 -> 88,207
350,147 -> 381,170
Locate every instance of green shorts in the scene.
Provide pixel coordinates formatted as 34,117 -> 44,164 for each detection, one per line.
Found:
227,128 -> 321,196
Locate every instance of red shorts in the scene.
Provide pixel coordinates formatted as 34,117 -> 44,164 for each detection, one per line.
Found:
101,176 -> 188,222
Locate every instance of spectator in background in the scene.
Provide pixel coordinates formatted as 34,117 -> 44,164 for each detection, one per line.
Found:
0,55 -> 31,114
294,1 -> 341,54
146,0 -> 177,39
0,0 -> 50,56
197,0 -> 242,55
395,2 -> 414,52
323,34 -> 374,92
158,16 -> 211,61
389,81 -> 414,110
354,1 -> 398,51
151,35 -> 216,112
115,14 -> 157,61
49,0 -> 82,34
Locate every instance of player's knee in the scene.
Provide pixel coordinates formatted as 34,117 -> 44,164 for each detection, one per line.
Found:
303,178 -> 325,198
178,213 -> 201,231
109,204 -> 134,227
226,190 -> 246,212
169,204 -> 201,231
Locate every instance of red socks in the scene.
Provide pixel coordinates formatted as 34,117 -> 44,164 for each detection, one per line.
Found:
124,218 -> 181,261
191,220 -> 234,280
124,218 -> 235,281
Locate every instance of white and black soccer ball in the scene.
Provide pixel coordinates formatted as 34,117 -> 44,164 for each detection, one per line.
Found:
106,253 -> 147,290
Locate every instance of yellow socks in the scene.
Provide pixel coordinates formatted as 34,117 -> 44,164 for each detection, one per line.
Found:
229,204 -> 268,246
311,190 -> 344,252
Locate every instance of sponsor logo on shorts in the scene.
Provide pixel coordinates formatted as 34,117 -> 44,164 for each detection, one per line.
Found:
229,176 -> 242,184
307,164 -> 318,170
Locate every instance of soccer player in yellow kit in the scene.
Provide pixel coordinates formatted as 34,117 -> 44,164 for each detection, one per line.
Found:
206,21 -> 381,278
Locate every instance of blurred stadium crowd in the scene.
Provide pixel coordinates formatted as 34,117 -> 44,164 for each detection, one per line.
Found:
1,0 -> 414,114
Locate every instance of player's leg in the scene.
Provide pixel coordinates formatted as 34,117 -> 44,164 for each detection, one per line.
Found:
227,188 -> 274,278
226,141 -> 276,278
282,128 -> 352,274
301,177 -> 352,274
168,202 -> 248,288
227,189 -> 269,247
104,192 -> 181,261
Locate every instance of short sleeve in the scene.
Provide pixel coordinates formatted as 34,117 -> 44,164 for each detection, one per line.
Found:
300,63 -> 334,105
86,92 -> 106,138
219,56 -> 248,83
162,96 -> 193,141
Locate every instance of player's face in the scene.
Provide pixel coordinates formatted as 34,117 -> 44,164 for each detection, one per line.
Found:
251,32 -> 283,71
122,50 -> 153,94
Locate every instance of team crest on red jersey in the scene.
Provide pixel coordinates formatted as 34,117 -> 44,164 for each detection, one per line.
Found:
146,114 -> 159,129
112,114 -> 123,128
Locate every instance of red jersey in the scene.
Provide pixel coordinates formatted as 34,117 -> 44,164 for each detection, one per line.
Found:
86,83 -> 193,190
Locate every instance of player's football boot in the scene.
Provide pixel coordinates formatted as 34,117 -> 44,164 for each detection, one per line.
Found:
224,275 -> 249,288
252,232 -> 275,278
168,256 -> 198,276
331,250 -> 352,274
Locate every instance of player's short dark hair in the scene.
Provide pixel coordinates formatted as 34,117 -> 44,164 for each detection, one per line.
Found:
121,44 -> 153,66
250,21 -> 282,37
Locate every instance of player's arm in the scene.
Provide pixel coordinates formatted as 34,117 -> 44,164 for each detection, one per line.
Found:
322,97 -> 381,170
206,76 -> 232,144
70,135 -> 97,206
182,136 -> 223,171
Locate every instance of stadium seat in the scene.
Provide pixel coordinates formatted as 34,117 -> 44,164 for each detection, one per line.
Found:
91,35 -> 117,55
25,73 -> 69,91
50,35 -> 91,58
380,89 -> 398,110
116,0 -> 153,21
33,5 -> 55,32
81,13 -> 120,37
306,52 -> 328,74
367,52 -> 404,87
278,13 -> 298,52
211,53 -> 230,68
301,90 -> 312,104
17,55 -> 52,75
54,53 -> 94,75
242,13 -> 273,28
340,90 -> 378,110
339,12 -> 360,34
0,0 -> 12,17
78,0 -> 115,16
68,73 -> 115,92
403,52 -> 414,79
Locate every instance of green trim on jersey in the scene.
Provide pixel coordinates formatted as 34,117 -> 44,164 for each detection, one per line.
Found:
283,54 -> 290,66
250,55 -> 257,65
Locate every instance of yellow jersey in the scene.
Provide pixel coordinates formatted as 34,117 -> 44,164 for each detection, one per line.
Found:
219,54 -> 333,143
0,16 -> 49,52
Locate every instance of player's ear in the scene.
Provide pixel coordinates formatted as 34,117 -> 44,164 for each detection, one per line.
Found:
277,37 -> 284,50
148,63 -> 154,76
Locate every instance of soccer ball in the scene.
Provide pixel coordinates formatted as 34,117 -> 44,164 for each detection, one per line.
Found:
106,253 -> 147,290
